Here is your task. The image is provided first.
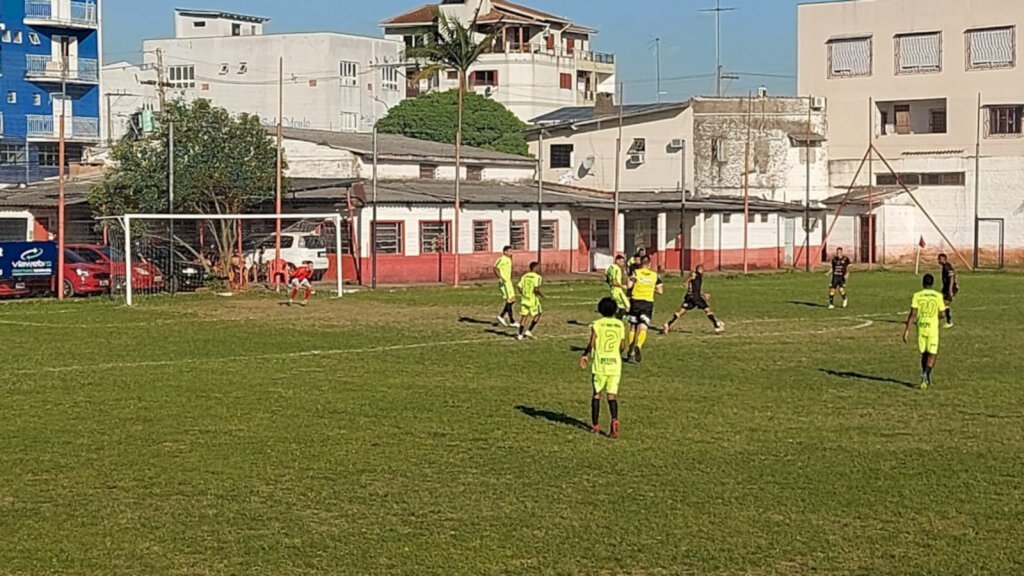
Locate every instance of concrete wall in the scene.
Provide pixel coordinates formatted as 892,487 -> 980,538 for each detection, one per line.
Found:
101,62 -> 160,143
143,33 -> 404,134
175,12 -> 265,39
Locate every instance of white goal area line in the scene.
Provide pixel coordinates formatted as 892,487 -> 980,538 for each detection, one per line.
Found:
99,213 -> 347,306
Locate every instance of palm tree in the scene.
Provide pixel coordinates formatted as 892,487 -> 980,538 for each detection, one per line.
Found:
406,8 -> 501,286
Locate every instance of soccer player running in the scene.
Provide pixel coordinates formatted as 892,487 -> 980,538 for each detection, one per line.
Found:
516,262 -> 545,341
903,273 -> 948,390
494,246 -> 519,327
662,264 -> 725,335
828,247 -> 852,309
938,253 -> 958,328
288,261 -> 315,306
605,255 -> 631,318
580,297 -> 627,438
624,255 -> 663,363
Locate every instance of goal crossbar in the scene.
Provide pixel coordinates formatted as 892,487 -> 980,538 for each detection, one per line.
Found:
107,213 -> 346,306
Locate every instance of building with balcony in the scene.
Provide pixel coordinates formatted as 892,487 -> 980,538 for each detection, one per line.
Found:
113,9 -> 405,138
0,0 -> 102,183
798,0 -> 1024,265
382,0 -> 616,122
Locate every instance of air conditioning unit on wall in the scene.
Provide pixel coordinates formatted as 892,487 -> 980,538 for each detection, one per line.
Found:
811,96 -> 826,111
628,153 -> 646,165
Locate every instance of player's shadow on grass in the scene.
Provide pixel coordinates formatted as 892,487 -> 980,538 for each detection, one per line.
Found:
459,316 -> 497,326
566,319 -> 588,327
819,369 -> 914,388
788,300 -> 829,309
515,405 -> 593,433
485,329 -> 518,339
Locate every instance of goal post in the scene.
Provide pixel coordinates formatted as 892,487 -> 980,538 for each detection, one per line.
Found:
102,213 -> 348,306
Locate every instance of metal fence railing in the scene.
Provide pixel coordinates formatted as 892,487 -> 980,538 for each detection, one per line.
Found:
25,0 -> 98,27
25,55 -> 99,82
26,115 -> 99,139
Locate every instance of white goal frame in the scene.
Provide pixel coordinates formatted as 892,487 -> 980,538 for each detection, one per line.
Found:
103,213 -> 345,306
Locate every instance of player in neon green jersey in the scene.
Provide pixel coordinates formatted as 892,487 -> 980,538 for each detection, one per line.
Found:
903,273 -> 948,390
605,255 -> 630,317
580,297 -> 627,438
516,262 -> 545,341
494,246 -> 519,328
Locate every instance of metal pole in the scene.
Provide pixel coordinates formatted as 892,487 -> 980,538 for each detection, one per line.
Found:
805,94 -> 813,272
655,37 -> 662,103
743,91 -> 752,274
679,140 -> 687,273
867,97 -> 875,270
715,0 -> 722,97
57,50 -> 67,301
371,125 -> 379,289
613,83 -> 624,257
124,216 -> 133,306
537,129 -> 544,266
275,57 -> 283,291
335,215 -> 344,298
168,120 -> 175,290
973,92 -> 982,269
106,93 -> 113,146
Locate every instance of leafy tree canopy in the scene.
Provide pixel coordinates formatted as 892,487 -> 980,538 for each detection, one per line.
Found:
376,90 -> 530,157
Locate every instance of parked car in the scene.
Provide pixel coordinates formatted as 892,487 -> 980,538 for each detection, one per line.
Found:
146,246 -> 209,293
243,233 -> 329,279
61,249 -> 112,298
66,244 -> 166,292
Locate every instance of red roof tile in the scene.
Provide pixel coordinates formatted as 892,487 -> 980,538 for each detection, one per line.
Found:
382,4 -> 437,26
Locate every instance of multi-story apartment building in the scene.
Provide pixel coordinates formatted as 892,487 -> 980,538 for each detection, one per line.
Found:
799,0 -> 1024,265
382,0 -> 616,122
0,0 -> 102,183
120,9 -> 405,135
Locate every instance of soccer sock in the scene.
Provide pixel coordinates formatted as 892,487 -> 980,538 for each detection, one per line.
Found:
945,309 -> 952,323
921,354 -> 929,375
529,317 -> 540,331
667,313 -> 681,327
591,397 -> 601,426
841,290 -> 848,301
829,293 -> 835,305
289,287 -> 298,300
518,322 -> 527,336
637,330 -> 648,350
304,287 -> 311,300
609,399 -> 619,421
708,314 -> 719,327
627,330 -> 636,348
502,303 -> 514,321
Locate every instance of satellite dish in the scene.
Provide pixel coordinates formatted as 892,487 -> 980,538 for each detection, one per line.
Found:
582,156 -> 596,170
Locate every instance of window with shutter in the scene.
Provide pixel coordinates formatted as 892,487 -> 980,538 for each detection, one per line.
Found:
896,32 -> 941,74
967,27 -> 1015,70
828,37 -> 872,78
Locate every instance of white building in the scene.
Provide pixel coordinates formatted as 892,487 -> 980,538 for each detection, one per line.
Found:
119,9 -> 405,135
526,97 -> 830,270
101,61 -> 159,143
382,0 -> 616,122
798,0 -> 1024,266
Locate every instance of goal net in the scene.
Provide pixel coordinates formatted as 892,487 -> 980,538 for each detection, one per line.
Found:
101,213 -> 350,306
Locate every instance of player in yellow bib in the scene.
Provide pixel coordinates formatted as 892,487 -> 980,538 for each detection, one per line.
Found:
516,262 -> 545,341
903,273 -> 948,390
605,255 -> 630,317
624,255 -> 663,363
494,246 -> 519,328
580,297 -> 627,438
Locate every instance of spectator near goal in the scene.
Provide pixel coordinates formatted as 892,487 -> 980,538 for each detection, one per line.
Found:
289,261 -> 315,307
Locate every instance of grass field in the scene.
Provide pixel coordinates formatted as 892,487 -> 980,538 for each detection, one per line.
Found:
1,270 -> 1022,575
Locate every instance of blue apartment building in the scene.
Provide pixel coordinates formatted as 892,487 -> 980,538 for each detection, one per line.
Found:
0,0 -> 100,183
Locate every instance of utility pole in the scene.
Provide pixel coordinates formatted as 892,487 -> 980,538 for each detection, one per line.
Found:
805,95 -> 813,272
105,93 -> 113,146
678,140 -> 687,273
743,91 -> 752,274
155,48 -> 167,111
654,37 -> 663,103
537,129 -> 544,267
57,39 -> 68,301
371,125 -> 379,289
613,83 -> 625,257
168,120 -> 176,291
275,57 -> 284,291
700,0 -> 735,97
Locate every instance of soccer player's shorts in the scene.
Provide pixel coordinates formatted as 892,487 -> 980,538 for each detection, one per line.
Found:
520,301 -> 542,317
290,278 -> 312,288
611,287 -> 630,312
830,275 -> 846,290
942,288 -> 955,303
918,330 -> 939,355
629,300 -> 654,326
500,281 -> 516,301
682,295 -> 709,311
592,373 -> 621,396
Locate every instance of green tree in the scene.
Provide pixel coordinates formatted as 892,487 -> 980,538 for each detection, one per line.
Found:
90,99 -> 281,271
377,90 -> 529,156
404,8 -> 502,286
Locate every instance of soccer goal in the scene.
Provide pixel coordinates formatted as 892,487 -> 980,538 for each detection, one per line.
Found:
100,213 -> 351,306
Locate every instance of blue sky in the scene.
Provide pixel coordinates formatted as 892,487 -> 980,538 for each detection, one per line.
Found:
102,0 -> 839,102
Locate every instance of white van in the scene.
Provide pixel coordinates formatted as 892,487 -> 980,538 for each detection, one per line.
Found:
243,232 -> 330,276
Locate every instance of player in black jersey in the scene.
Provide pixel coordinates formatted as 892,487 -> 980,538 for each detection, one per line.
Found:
828,247 -> 851,309
938,253 -> 958,328
662,265 -> 725,335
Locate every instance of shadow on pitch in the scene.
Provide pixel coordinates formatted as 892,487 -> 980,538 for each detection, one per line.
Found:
788,300 -> 829,309
515,405 -> 592,433
820,369 -> 914,388
459,316 -> 497,326
566,319 -> 588,327
485,329 -> 518,339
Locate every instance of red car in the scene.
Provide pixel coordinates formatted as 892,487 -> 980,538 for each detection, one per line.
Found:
66,244 -> 165,292
60,249 -> 112,297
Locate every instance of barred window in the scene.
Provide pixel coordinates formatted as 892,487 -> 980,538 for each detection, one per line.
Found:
168,65 -> 195,89
0,145 -> 26,165
987,105 -> 1023,136
340,61 -> 359,87
373,222 -> 403,254
510,220 -> 528,251
420,221 -> 451,254
828,37 -> 872,78
473,221 -> 492,253
540,220 -> 557,249
896,32 -> 941,74
381,66 -> 400,91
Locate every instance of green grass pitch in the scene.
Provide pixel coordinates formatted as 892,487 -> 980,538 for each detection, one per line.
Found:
1,271 -> 1022,575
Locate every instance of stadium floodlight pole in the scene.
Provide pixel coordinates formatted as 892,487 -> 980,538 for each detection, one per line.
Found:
371,125 -> 379,289
275,57 -> 284,291
56,41 -> 69,301
973,92 -> 982,269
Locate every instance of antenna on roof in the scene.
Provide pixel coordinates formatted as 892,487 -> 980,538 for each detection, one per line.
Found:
699,0 -> 736,97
